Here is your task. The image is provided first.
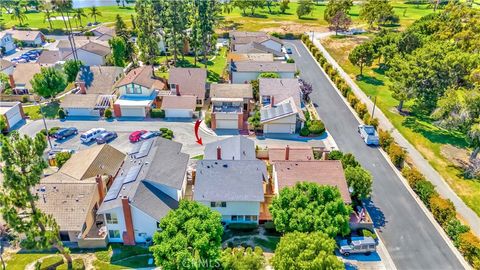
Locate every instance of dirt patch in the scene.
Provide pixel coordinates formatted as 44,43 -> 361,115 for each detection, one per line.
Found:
261,21 -> 329,34
441,144 -> 470,168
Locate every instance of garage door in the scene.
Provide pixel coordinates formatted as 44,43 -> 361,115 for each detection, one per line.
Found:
216,119 -> 238,129
66,108 -> 100,117
6,106 -> 22,128
121,107 -> 146,117
264,123 -> 294,134
165,109 -> 192,118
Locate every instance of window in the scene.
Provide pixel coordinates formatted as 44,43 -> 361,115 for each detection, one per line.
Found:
261,95 -> 271,105
245,215 -> 257,222
224,102 -> 233,106
196,98 -> 203,105
210,202 -> 227,207
231,215 -> 244,222
106,213 -> 118,224
170,83 -> 177,90
231,215 -> 238,221
108,230 -> 121,239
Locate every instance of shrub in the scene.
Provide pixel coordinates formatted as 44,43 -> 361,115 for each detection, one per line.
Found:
264,221 -> 276,231
150,109 -> 165,118
301,35 -> 309,43
160,127 -> 169,133
458,232 -> 480,266
388,143 -> 405,168
318,56 -> 326,66
58,108 -> 66,119
327,150 -> 344,160
413,179 -> 438,207
163,135 -> 172,140
338,83 -> 350,97
429,195 -> 456,227
363,112 -> 371,125
355,102 -> 368,119
370,118 -> 379,129
348,93 -> 359,107
228,223 -> 258,231
311,47 -> 319,55
445,218 -> 470,247
286,58 -> 295,63
307,120 -> 325,135
304,110 -> 311,121
341,153 -> 360,168
40,126 -> 61,137
21,95 -> 29,103
402,167 -> 425,187
299,126 -> 310,136
378,129 -> 394,150
104,108 -> 113,119
56,151 -> 71,168
361,229 -> 377,240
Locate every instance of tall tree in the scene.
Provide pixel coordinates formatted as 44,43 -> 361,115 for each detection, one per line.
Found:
344,166 -> 373,201
279,0 -> 290,14
197,0 -> 220,67
135,0 -> 160,64
41,2 -> 54,29
73,8 -> 86,27
0,133 -> 72,267
31,67 -> 67,100
89,6 -> 102,23
328,10 -> 352,35
11,5 -> 27,25
324,0 -> 353,22
348,42 -> 374,76
360,0 -> 397,28
114,14 -> 133,62
108,36 -> 127,67
296,0 -> 314,19
63,59 -> 82,82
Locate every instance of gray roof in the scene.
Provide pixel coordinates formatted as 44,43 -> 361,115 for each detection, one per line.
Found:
232,61 -> 296,73
76,66 -> 124,95
194,160 -> 266,202
260,97 -> 304,123
131,181 -> 179,221
259,78 -> 301,107
37,50 -> 63,65
210,83 -> 253,99
204,136 -> 256,160
234,42 -> 283,57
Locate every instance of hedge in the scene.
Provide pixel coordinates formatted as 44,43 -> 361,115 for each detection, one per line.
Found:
151,109 -> 165,118
402,167 -> 426,187
429,195 -> 456,227
355,102 -> 368,119
458,232 -> 480,268
387,143 -> 406,168
308,120 -> 326,135
413,179 -> 438,207
347,93 -> 359,107
228,223 -> 258,231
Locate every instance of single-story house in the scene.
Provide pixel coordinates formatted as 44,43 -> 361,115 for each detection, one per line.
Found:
230,31 -> 283,55
210,83 -> 253,130
194,159 -> 267,224
160,95 -> 197,118
61,94 -> 112,117
98,138 -> 190,245
227,53 -> 274,63
64,41 -> 111,66
90,25 -> 116,41
260,97 -> 305,134
0,32 -> 16,54
0,101 -> 25,131
204,136 -> 256,160
230,61 -> 296,84
232,42 -> 284,58
76,66 -> 124,95
7,30 -> 45,47
167,68 -> 207,107
11,63 -> 42,94
268,145 -> 314,162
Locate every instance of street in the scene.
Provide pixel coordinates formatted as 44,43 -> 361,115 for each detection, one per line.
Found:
285,40 -> 464,270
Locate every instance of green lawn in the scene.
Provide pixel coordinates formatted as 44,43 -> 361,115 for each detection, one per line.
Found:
321,36 -> 480,217
5,253 -> 49,270
23,102 -> 60,120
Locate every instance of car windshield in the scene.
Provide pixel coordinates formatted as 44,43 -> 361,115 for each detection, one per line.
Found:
364,126 -> 375,135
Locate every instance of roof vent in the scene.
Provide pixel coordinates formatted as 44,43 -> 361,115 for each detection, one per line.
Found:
223,164 -> 228,168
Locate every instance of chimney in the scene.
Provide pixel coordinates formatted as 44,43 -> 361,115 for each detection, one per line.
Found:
78,81 -> 86,94
95,175 -> 105,202
8,74 -> 15,89
217,146 -> 222,160
285,145 -> 290,161
121,196 -> 135,245
176,84 -> 180,96
270,96 -> 275,107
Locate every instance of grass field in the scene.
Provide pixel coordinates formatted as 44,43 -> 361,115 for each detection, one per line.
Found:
321,36 -> 480,217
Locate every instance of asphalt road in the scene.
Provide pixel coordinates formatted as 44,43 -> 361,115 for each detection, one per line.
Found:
286,40 -> 464,270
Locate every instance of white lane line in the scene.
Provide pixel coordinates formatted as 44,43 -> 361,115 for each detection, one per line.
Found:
284,41 -> 301,57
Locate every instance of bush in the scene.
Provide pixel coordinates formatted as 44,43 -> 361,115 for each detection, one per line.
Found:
301,35 -> 309,43
58,108 -> 66,119
429,195 -> 456,227
458,232 -> 480,267
56,151 -> 71,168
299,126 -> 310,137
41,126 -> 61,137
402,167 -> 425,187
228,223 -> 258,231
205,112 -> 211,127
327,150 -> 344,160
57,258 -> 85,270
304,110 -> 311,121
160,127 -> 169,133
338,83 -> 350,97
347,93 -> 359,107
311,47 -> 319,55
355,102 -> 368,119
388,143 -> 405,168
104,108 -> 113,119
361,229 -> 377,240
286,58 -> 295,63
341,153 -> 360,168
307,120 -> 325,135
264,221 -> 276,231
150,109 -> 165,118
370,118 -> 379,129
445,218 -> 470,247
40,255 -> 64,270
21,95 -> 29,103
363,112 -> 371,125
378,129 -> 394,150
413,179 -> 438,207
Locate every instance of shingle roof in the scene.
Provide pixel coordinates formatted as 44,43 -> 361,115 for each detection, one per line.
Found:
161,95 -> 197,110
274,160 -> 352,204
204,136 -> 256,160
259,78 -> 301,107
194,160 -> 266,202
230,31 -> 283,45
233,42 -> 283,57
227,53 -> 274,62
92,26 -> 115,37
0,59 -> 13,71
7,30 -> 43,42
37,50 -> 63,65
76,66 -> 124,95
80,41 -> 110,56
232,61 -> 295,73
268,146 -> 314,162
61,94 -> 99,108
116,65 -> 166,90
12,63 -> 41,90
210,83 -> 253,100
168,67 -> 206,98
131,181 -> 179,221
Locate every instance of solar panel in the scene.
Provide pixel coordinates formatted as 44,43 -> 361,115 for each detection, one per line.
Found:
130,143 -> 142,155
122,164 -> 143,185
104,175 -> 125,202
134,139 -> 154,159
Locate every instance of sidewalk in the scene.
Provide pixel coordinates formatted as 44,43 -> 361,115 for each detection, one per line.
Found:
310,32 -> 480,237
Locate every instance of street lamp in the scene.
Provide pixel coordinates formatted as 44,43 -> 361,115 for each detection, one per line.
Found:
368,95 -> 378,120
35,100 -> 53,150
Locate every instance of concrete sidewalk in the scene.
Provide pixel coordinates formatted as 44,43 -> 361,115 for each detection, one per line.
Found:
310,32 -> 480,237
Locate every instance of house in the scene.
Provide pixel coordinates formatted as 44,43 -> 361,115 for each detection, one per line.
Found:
227,53 -> 274,63
63,41 -> 111,66
0,101 -> 25,131
194,159 -> 267,224
259,78 -> 302,108
7,30 -> 45,47
90,25 -> 116,41
160,95 -> 197,118
272,160 -> 352,204
210,83 -> 253,130
36,144 -> 126,248
268,145 -> 314,162
0,59 -> 14,76
36,50 -> 63,66
260,97 -> 305,134
11,63 -> 42,94
97,138 -> 190,245
0,32 -> 15,54
76,66 -> 124,95
230,61 -> 296,84
230,31 -> 283,55
61,94 -> 112,117
232,42 -> 284,58
204,136 -> 256,160
114,66 -> 167,118
167,67 -> 207,107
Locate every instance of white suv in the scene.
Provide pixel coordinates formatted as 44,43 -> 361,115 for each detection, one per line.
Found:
80,128 -> 106,143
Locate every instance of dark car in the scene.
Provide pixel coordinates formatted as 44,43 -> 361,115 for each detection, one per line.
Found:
140,131 -> 161,140
53,127 -> 78,140
286,48 -> 293,54
96,131 -> 118,144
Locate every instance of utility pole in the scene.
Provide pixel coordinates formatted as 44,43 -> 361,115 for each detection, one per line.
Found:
371,96 -> 377,120
36,101 -> 53,150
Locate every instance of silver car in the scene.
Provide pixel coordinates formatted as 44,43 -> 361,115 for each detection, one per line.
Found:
339,236 -> 376,256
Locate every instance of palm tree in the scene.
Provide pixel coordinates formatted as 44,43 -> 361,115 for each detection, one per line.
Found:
11,5 -> 27,25
89,6 -> 102,23
73,8 -> 86,27
42,2 -> 54,29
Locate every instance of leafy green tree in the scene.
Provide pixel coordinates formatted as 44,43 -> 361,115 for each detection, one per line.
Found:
468,123 -> 480,160
0,133 -> 72,267
63,59 -> 83,82
221,246 -> 265,270
328,10 -> 352,35
114,14 -> 134,62
89,6 -> 102,23
233,0 -> 250,15
341,153 -> 360,168
348,42 -> 374,76
296,0 -> 314,19
73,8 -> 87,27
0,117 -> 6,133
11,5 -> 27,25
328,150 -> 344,160
108,36 -> 127,67
445,218 -> 470,247
345,166 -> 373,201
55,151 -> 71,168
135,0 -> 160,64
31,67 -> 67,100
324,0 -> 353,22
150,201 -> 223,270
197,0 -> 220,67
272,232 -> 344,270
248,109 -> 261,131
270,182 -> 351,237
360,0 -> 397,28
279,0 -> 290,14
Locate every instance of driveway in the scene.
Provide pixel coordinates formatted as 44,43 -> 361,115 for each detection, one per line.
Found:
285,40 -> 464,270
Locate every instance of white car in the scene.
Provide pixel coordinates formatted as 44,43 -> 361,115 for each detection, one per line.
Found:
358,124 -> 379,146
80,128 -> 106,143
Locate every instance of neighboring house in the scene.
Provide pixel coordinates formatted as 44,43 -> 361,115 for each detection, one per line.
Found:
230,31 -> 283,55
227,53 -> 274,63
210,83 -> 253,130
160,95 -> 197,118
91,25 -> 116,41
0,32 -> 16,54
272,160 -> 352,204
259,78 -> 302,108
232,42 -> 284,58
11,63 -> 42,94
260,97 -> 305,134
114,66 -> 167,118
7,30 -> 45,47
268,145 -> 314,162
0,60 -> 14,92
194,159 -> 267,224
36,50 -> 63,67
63,41 -> 111,66
97,138 -> 190,245
36,144 -> 126,248
204,136 -> 256,160
230,61 -> 296,83
167,67 -> 207,107
0,101 -> 25,131
61,94 -> 112,117
76,66 -> 124,95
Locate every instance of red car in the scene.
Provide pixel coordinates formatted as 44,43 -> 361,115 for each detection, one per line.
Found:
129,130 -> 147,142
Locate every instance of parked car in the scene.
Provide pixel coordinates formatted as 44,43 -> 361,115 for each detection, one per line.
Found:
140,131 -> 161,140
96,131 -> 118,144
129,130 -> 147,143
358,124 -> 379,146
286,48 -> 293,54
339,236 -> 376,256
53,127 -> 78,140
47,148 -> 75,156
80,128 -> 106,143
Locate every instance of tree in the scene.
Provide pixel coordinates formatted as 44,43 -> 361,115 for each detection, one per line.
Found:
0,117 -> 6,133
345,166 -> 373,201
0,133 -> 72,267
73,8 -> 87,27
324,0 -> 353,22
279,0 -> 290,14
348,43 -> 374,76
55,151 -> 71,168
299,79 -> 313,102
272,232 -> 344,270
269,182 -> 351,237
63,59 -> 82,83
328,150 -> 344,160
329,10 -> 352,35
296,0 -> 314,19
233,0 -> 250,15
11,5 -> 27,25
42,3 -> 54,29
360,0 -> 396,28
468,123 -> 480,160
197,0 -> 220,67
221,246 -> 265,270
114,14 -> 133,62
259,72 -> 280,78
248,109 -> 261,131
31,67 -> 67,100
341,153 -> 360,168
150,201 -> 223,270
108,36 -> 127,67
89,6 -> 102,23
135,0 -> 160,64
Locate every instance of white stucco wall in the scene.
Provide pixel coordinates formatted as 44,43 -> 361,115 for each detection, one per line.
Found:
198,201 -> 260,223
65,49 -> 106,66
131,205 -> 159,243
102,206 -> 126,243
164,108 -> 193,118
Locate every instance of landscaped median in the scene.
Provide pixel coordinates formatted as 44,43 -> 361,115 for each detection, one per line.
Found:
301,34 -> 480,269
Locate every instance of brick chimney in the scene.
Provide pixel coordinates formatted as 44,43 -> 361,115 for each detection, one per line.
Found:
285,145 -> 290,161
270,96 -> 275,107
78,81 -> 86,94
217,146 -> 222,160
8,74 -> 15,89
176,84 -> 180,96
121,196 -> 135,245
95,175 -> 105,202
